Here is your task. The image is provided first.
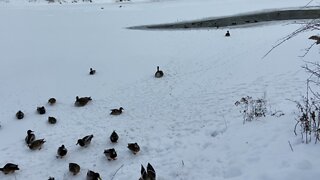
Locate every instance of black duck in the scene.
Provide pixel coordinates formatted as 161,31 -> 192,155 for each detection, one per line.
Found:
57,145 -> 67,158
110,107 -> 123,115
225,30 -> 230,37
154,66 -> 164,78
110,130 -> 119,143
16,110 -> 24,120
25,130 -> 35,144
37,106 -> 46,115
89,68 -> 96,75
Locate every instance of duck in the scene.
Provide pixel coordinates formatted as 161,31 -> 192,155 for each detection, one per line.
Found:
139,163 -> 156,180
225,30 -> 230,37
28,139 -> 45,150
154,66 -> 164,78
37,106 -> 46,115
110,131 -> 119,143
57,145 -> 67,158
0,163 -> 19,174
75,96 -> 92,107
48,177 -> 55,180
127,142 -> 140,154
48,117 -> 57,124
89,68 -> 96,75
48,98 -> 56,105
309,35 -> 320,44
76,134 -> 94,147
69,163 -> 80,175
104,148 -> 117,160
25,130 -> 36,144
16,110 -> 24,120
87,170 -> 102,180
110,107 -> 124,115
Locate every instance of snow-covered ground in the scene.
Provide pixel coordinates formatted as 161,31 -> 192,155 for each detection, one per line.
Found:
1,0 -> 320,179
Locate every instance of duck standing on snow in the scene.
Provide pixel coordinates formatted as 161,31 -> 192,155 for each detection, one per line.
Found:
110,130 -> 119,143
225,30 -> 230,37
75,96 -> 92,107
128,142 -> 140,154
110,107 -> 124,115
0,163 -> 19,174
69,163 -> 80,175
87,170 -> 102,180
57,145 -> 68,158
154,66 -> 164,78
37,106 -> 46,114
76,134 -> 94,147
25,130 -> 35,144
139,163 -> 156,180
16,110 -> 24,120
104,148 -> 117,160
48,98 -> 56,105
89,68 -> 96,75
48,116 -> 57,124
28,139 -> 46,150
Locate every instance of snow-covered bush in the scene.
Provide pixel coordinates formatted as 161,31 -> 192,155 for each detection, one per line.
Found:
293,62 -> 320,144
235,95 -> 267,124
293,95 -> 320,144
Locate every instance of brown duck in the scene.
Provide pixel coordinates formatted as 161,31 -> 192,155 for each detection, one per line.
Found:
69,163 -> 80,175
76,134 -> 94,147
139,163 -> 156,180
28,139 -> 45,150
128,142 -> 140,154
48,116 -> 57,124
104,148 -> 117,160
87,170 -> 101,180
48,98 -> 56,105
75,96 -> 92,107
0,163 -> 19,174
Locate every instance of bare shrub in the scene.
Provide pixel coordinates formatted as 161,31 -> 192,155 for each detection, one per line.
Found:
235,95 -> 267,124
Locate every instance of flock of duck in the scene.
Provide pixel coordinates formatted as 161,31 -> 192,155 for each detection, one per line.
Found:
0,66 -> 164,180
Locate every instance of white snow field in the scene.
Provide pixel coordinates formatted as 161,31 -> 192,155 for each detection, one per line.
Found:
1,0 -> 320,179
